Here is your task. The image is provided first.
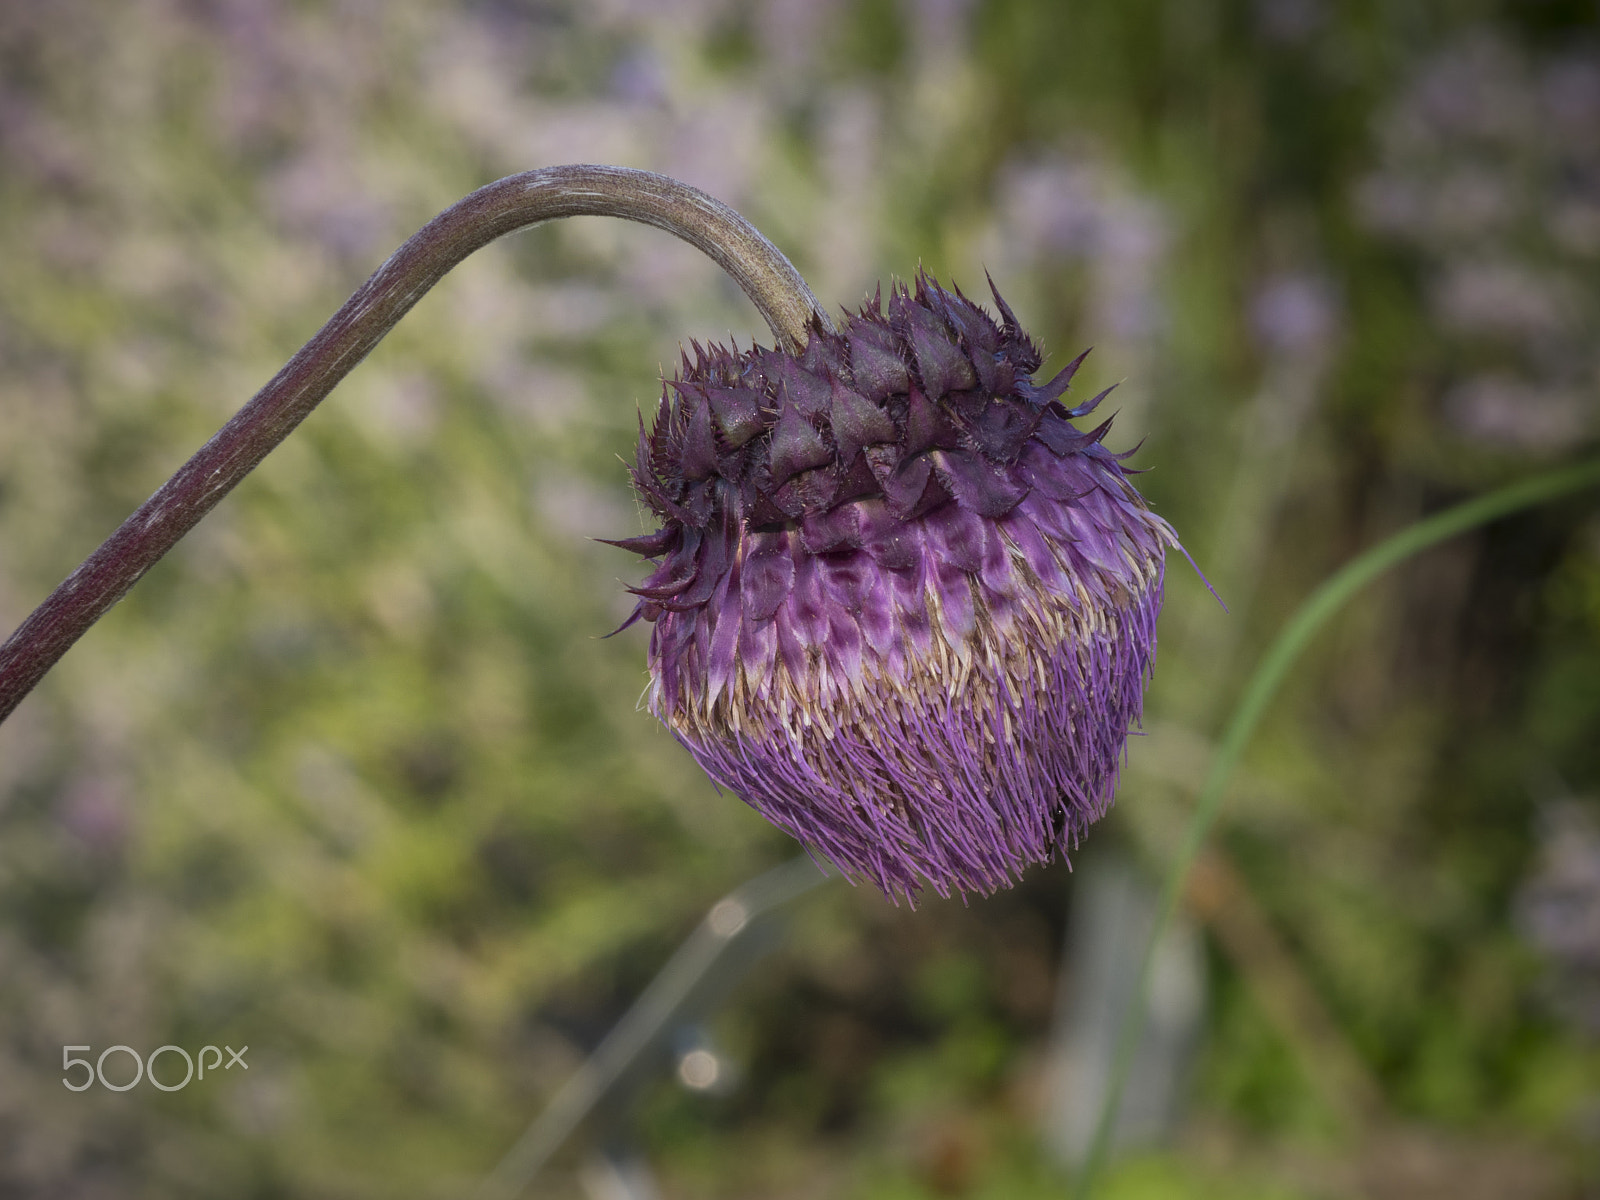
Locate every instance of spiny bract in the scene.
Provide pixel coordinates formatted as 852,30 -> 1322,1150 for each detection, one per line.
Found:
609,273 -> 1179,902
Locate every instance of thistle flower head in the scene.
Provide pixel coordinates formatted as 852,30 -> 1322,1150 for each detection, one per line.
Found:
609,273 -> 1180,901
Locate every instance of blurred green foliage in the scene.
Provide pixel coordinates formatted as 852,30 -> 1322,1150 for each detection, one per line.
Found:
0,1 -> 1597,1197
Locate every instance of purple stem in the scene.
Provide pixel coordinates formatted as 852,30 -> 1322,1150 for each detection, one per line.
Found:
0,164 -> 831,725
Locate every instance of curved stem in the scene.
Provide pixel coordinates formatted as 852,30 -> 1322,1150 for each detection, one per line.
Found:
1070,456 -> 1600,1198
0,165 -> 831,725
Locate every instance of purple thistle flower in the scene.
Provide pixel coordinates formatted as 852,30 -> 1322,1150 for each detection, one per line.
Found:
612,272 -> 1179,902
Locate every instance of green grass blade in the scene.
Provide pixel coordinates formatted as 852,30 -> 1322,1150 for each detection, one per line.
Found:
1071,457 -> 1600,1198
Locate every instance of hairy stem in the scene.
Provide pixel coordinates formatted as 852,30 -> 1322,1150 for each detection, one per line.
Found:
0,165 -> 830,725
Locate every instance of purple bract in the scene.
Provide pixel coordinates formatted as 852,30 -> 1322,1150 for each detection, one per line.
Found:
609,273 -> 1180,901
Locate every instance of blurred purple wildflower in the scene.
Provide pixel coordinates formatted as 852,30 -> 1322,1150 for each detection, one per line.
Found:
58,771 -> 131,858
996,157 -> 1168,345
610,275 -> 1180,901
1357,30 -> 1600,455
1253,0 -> 1324,45
1248,272 -> 1339,361
1517,802 -> 1600,1036
1443,376 -> 1589,455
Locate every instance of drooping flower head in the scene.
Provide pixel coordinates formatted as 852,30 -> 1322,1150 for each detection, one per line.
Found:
609,273 -> 1180,901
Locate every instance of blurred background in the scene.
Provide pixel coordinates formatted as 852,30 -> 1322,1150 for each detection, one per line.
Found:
1,0 -> 1599,1196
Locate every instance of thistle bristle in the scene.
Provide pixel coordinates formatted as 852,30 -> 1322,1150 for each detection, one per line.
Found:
609,271 -> 1180,899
